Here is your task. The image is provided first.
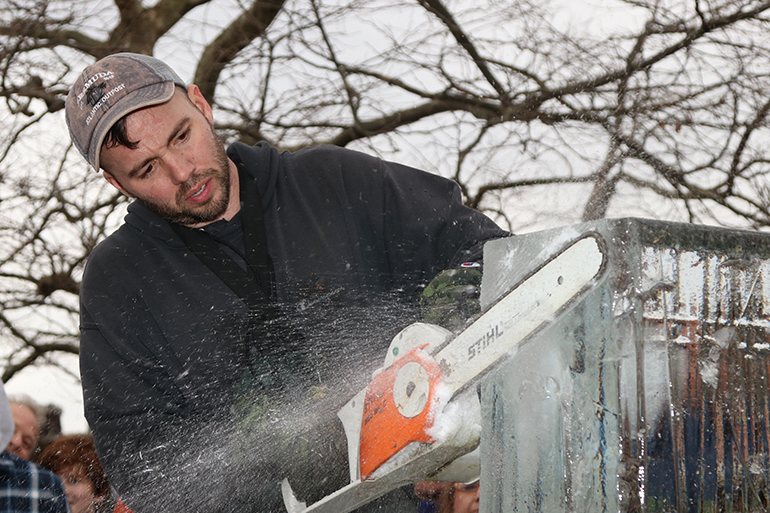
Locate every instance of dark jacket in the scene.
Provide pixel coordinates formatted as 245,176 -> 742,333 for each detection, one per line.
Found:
79,142 -> 508,512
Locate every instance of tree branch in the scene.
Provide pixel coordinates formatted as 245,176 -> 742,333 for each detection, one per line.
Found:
195,0 -> 287,104
1,342 -> 80,383
416,0 -> 509,100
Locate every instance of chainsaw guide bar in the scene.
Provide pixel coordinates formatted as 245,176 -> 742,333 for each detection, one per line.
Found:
283,233 -> 607,513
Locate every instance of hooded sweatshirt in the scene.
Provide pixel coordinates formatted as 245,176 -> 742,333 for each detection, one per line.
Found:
79,142 -> 509,512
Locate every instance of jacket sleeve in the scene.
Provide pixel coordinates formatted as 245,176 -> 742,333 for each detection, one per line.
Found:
377,154 -> 509,272
81,306 -> 192,511
309,146 -> 511,292
79,255 -> 252,512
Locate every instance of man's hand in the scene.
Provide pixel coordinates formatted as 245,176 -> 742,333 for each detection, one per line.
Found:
420,265 -> 482,332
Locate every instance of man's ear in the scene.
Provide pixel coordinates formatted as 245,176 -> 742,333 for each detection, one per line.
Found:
186,84 -> 214,125
103,171 -> 135,198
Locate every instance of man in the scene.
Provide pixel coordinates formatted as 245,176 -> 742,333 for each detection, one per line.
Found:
66,53 -> 509,512
0,385 -> 70,512
6,398 -> 39,461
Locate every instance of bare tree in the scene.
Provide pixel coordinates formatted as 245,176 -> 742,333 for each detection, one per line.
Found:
0,0 -> 286,380
2,0 -> 770,380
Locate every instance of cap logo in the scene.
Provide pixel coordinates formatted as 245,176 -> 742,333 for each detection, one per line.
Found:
85,82 -> 108,108
75,70 -> 115,108
84,82 -> 126,126
73,69 -> 128,126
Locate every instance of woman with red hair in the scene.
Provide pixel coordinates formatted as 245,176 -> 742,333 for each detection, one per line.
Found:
37,434 -> 132,513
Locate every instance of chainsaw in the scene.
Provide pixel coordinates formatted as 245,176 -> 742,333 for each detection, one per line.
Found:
282,233 -> 607,513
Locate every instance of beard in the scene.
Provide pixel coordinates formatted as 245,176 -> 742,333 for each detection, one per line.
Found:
138,125 -> 233,226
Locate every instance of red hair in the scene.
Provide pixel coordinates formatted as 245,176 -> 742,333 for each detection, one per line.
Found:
37,434 -> 111,498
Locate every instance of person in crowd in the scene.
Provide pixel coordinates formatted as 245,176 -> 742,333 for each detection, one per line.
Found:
0,383 -> 70,512
415,481 -> 480,513
66,52 -> 509,512
6,395 -> 41,461
38,434 -> 123,513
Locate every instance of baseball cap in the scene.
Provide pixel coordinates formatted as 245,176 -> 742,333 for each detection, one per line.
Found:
65,53 -> 187,172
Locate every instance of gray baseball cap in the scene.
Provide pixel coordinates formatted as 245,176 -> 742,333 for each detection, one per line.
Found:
65,53 -> 187,172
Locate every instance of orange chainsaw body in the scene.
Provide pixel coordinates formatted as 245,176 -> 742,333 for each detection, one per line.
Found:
358,346 -> 443,480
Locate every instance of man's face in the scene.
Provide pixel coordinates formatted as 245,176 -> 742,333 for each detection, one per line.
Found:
100,86 -> 237,227
6,403 -> 38,460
